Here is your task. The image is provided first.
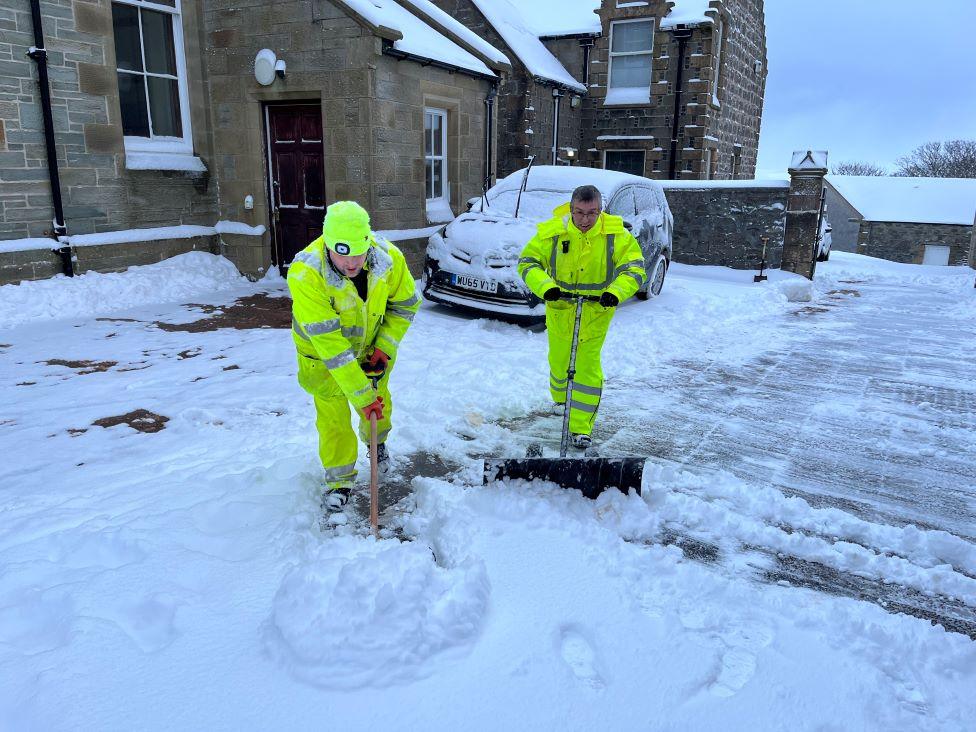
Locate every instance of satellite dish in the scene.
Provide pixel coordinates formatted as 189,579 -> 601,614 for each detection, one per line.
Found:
254,49 -> 277,86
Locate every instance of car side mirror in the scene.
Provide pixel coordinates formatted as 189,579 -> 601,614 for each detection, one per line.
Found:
622,220 -> 633,231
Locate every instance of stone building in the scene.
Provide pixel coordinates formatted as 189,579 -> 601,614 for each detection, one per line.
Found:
825,176 -> 976,266
0,0 -> 507,282
430,0 -> 587,179
582,0 -> 767,180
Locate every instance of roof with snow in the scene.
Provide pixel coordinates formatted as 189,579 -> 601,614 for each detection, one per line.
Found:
470,0 -> 586,91
513,0 -> 715,38
337,0 -> 499,77
399,0 -> 511,69
826,176 -> 976,226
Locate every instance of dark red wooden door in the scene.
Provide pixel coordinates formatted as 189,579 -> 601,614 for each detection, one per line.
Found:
265,104 -> 325,267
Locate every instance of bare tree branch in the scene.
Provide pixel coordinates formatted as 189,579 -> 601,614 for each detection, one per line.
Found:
894,140 -> 976,178
832,161 -> 887,176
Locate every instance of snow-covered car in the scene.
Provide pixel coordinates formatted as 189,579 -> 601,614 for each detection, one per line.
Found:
422,166 -> 674,322
816,216 -> 832,262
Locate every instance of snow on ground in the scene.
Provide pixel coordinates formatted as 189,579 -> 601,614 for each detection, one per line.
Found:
1,252 -> 974,730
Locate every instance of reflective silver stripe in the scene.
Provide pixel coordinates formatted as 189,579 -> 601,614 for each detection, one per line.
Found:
292,316 -> 311,341
378,333 -> 399,349
306,318 -> 340,336
571,382 -> 602,397
324,349 -> 355,369
294,250 -> 322,271
519,256 -> 545,268
550,384 -> 567,393
625,270 -> 646,287
388,307 -> 416,322
550,374 -> 568,384
352,384 -> 373,398
376,428 -> 391,442
324,463 -> 356,481
569,399 -> 598,413
341,325 -> 365,339
389,293 -> 420,308
553,280 -> 606,291
614,259 -> 643,276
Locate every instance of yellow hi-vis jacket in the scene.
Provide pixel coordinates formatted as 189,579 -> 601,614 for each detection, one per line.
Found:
518,203 -> 647,304
287,235 -> 419,410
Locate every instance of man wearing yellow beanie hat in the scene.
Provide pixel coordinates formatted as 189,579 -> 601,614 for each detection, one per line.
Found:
287,200 -> 420,509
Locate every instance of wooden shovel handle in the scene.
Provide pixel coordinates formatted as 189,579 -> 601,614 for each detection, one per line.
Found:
369,412 -> 379,536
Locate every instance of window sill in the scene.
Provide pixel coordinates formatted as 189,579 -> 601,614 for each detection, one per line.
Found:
603,87 -> 652,107
124,151 -> 207,173
425,197 -> 455,224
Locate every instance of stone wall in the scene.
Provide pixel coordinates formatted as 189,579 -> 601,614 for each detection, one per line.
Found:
72,234 -> 217,273
0,0 -> 218,240
856,221 -> 974,266
661,182 -> 787,268
0,233 -> 217,284
0,245 -> 62,282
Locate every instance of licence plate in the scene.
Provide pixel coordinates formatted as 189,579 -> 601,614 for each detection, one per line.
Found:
452,274 -> 498,293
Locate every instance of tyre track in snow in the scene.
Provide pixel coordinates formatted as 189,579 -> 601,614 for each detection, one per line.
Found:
487,277 -> 976,636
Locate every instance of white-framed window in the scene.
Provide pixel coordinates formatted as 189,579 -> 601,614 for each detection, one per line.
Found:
606,19 -> 654,106
112,0 -> 193,156
424,107 -> 448,202
711,19 -> 724,105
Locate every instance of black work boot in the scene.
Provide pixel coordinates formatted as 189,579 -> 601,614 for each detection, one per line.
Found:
368,442 -> 391,475
321,485 -> 351,510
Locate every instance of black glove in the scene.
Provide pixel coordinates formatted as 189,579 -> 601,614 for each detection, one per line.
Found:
543,287 -> 562,302
599,292 -> 619,308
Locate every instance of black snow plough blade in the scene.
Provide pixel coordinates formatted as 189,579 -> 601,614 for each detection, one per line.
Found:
483,457 -> 645,499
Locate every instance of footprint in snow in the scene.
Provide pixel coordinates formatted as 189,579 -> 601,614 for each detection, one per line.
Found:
558,626 -> 605,689
102,593 -> 179,653
707,623 -> 774,698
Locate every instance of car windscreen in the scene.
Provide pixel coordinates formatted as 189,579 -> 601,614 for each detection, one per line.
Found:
478,188 -> 581,222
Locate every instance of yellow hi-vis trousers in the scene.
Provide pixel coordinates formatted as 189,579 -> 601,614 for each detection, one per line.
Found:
310,367 -> 393,491
545,302 -> 612,436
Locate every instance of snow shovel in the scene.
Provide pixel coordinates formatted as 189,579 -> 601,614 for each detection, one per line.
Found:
483,294 -> 645,498
364,364 -> 386,537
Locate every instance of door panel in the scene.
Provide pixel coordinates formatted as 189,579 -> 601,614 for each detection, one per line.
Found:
266,104 -> 326,268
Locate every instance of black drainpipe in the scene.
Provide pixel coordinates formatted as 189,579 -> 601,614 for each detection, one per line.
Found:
26,0 -> 72,275
484,84 -> 496,193
667,26 -> 693,180
551,87 -> 562,165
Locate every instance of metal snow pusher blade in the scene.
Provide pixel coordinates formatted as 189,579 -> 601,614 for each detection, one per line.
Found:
483,456 -> 644,498
483,294 -> 646,499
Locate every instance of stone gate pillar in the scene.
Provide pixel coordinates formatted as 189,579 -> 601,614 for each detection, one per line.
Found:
782,150 -> 828,280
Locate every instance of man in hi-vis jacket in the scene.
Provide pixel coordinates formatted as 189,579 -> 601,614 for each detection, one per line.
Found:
518,185 -> 647,449
288,201 -> 419,508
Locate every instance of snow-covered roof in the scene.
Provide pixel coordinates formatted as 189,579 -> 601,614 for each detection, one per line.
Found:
661,0 -> 715,29
470,0 -> 586,91
492,164 -> 661,197
515,1 -> 601,37
399,0 -> 511,69
827,176 -> 976,226
338,0 -> 496,77
513,0 -> 715,38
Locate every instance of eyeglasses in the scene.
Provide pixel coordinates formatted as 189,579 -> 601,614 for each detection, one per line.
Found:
571,209 -> 600,219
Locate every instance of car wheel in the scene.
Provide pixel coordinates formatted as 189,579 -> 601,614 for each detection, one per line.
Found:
638,254 -> 667,300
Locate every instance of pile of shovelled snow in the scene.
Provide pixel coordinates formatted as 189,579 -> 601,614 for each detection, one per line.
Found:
265,535 -> 489,689
0,251 -> 247,329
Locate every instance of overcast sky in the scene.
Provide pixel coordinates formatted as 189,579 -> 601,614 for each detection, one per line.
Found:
755,0 -> 976,177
